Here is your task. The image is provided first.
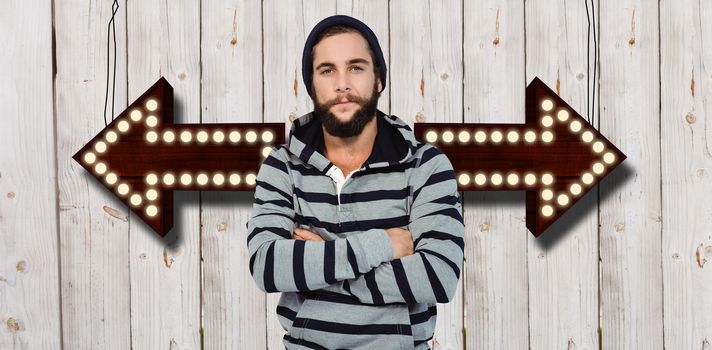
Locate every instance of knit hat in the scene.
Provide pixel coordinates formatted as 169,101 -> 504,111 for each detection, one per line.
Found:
301,15 -> 387,98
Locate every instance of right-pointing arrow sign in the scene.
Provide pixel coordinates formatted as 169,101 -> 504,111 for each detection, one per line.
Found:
414,77 -> 626,237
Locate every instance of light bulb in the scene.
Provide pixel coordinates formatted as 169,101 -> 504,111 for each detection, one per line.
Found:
213,173 -> 225,186
442,131 -> 454,143
246,173 -> 257,185
541,99 -> 553,111
569,120 -> 582,132
541,205 -> 554,217
95,141 -> 107,153
146,173 -> 158,185
474,131 -> 487,143
425,131 -> 438,143
229,130 -> 241,143
474,173 -> 487,185
557,194 -> 569,206
524,173 -> 536,185
542,115 -> 553,127
146,99 -> 158,111
229,173 -> 241,185
525,131 -> 536,143
163,173 -> 175,186
117,120 -> 129,132
507,131 -> 519,143
145,116 -> 158,127
541,189 -> 553,200
180,173 -> 192,186
557,110 -> 569,121
458,173 -> 471,185
570,183 -> 582,195
105,173 -> 117,185
163,131 -> 175,143
197,131 -> 209,143
197,173 -> 208,186
458,130 -> 470,143
180,131 -> 192,143
146,189 -> 158,201
507,173 -> 519,185
213,130 -> 225,143
130,194 -> 142,206
95,162 -> 107,174
603,152 -> 615,164
146,205 -> 158,217
541,173 -> 553,185
246,131 -> 257,143
105,131 -> 118,143
84,152 -> 96,164
117,183 -> 129,196
491,131 -> 503,143
262,131 -> 274,143
491,173 -> 503,185
130,109 -> 142,121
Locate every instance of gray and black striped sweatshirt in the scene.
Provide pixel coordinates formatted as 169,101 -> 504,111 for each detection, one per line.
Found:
247,110 -> 464,349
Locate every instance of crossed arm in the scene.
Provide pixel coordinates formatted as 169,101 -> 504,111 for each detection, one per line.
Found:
247,146 -> 464,304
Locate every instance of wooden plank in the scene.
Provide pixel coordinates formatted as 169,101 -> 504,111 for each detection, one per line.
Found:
388,1 -> 465,348
200,0 -> 266,349
660,0 -> 712,348
462,1 -> 528,349
262,1 -> 336,348
54,0 -> 131,349
525,0 -> 599,348
0,1 -> 61,350
598,0 -> 663,348
126,1 -> 201,349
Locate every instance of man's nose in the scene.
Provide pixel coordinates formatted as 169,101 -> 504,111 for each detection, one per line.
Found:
335,70 -> 351,93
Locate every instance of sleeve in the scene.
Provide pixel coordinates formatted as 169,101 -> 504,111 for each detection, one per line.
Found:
330,148 -> 464,304
246,147 -> 394,293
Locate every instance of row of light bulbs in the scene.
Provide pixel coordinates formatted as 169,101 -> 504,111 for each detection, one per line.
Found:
425,129 -> 555,144
145,129 -> 275,145
143,171 -> 257,187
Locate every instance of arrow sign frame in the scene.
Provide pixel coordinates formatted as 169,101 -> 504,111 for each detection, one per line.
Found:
74,77 -> 625,238
72,78 -> 285,236
413,77 -> 626,236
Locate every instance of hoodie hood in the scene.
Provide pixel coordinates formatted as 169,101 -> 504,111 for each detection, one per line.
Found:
286,109 -> 420,174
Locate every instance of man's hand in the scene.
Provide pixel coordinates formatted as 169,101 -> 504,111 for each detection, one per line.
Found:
386,227 -> 413,259
292,227 -> 324,241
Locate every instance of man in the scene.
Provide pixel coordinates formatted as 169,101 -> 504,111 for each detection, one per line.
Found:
247,15 -> 464,349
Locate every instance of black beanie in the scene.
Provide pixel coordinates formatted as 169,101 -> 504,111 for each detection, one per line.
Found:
301,15 -> 387,98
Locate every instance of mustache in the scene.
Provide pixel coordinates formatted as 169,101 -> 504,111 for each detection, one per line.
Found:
322,94 -> 368,108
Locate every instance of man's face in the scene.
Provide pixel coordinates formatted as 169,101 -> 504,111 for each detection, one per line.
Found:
311,32 -> 382,138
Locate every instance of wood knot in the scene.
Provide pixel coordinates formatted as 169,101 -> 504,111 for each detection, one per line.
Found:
16,261 -> 26,272
492,36 -> 500,45
217,222 -> 228,233
685,112 -> 696,124
7,192 -> 14,199
628,37 -> 635,46
479,221 -> 490,233
615,223 -> 625,233
6,317 -> 21,333
415,112 -> 425,123
229,37 -> 237,46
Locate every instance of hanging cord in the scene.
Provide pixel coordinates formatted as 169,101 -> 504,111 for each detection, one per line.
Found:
103,0 -> 119,126
585,0 -> 599,129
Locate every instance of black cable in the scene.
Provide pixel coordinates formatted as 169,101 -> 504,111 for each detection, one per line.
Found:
584,0 -> 599,129
591,0 -> 598,131
104,0 -> 119,126
586,0 -> 591,125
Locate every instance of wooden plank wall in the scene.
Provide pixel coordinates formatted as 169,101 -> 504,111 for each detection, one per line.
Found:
1,0 -> 711,349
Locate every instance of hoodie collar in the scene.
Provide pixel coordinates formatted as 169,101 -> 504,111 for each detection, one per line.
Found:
287,109 -> 419,174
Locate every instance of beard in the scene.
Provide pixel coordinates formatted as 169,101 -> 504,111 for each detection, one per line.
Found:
312,81 -> 380,138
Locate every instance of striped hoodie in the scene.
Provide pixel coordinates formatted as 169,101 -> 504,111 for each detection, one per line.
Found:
247,110 -> 464,349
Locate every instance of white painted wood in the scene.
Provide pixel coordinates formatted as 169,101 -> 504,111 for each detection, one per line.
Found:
462,1 -> 528,349
599,0 -> 663,348
0,1 -> 61,350
660,0 -> 712,348
200,1 -> 266,349
126,1 -> 202,349
388,1 -> 465,349
5,2 -> 712,348
53,0 -> 131,349
525,0 -> 600,349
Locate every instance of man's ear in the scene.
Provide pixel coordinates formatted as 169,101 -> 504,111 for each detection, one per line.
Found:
377,78 -> 382,92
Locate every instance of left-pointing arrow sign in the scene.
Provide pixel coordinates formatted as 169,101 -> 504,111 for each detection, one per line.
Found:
72,77 -> 285,236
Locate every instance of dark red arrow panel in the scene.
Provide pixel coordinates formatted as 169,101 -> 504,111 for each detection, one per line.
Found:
413,77 -> 626,236
72,78 -> 285,236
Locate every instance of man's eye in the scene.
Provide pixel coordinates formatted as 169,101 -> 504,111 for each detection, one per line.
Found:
320,69 -> 332,75
350,66 -> 363,72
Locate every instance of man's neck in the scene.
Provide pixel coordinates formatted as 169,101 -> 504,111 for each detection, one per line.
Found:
322,115 -> 378,175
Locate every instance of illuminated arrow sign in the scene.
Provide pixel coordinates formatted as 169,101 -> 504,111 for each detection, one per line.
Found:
413,77 -> 626,236
72,78 -> 285,236
74,77 -> 624,238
